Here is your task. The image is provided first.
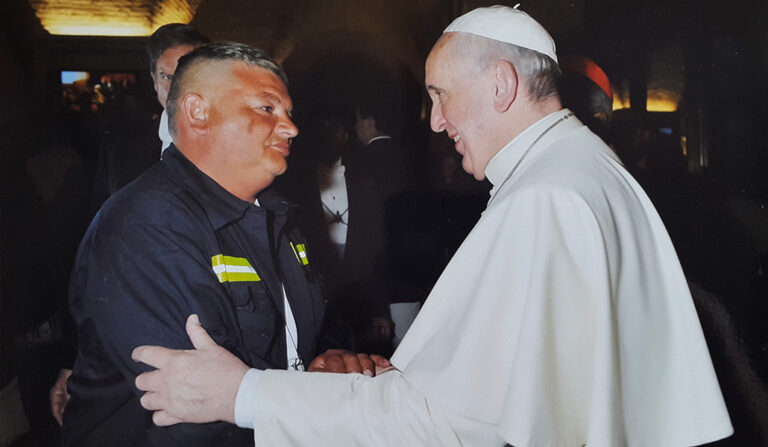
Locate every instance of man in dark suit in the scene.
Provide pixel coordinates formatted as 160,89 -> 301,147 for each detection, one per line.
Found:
335,94 -> 416,355
89,23 -> 210,213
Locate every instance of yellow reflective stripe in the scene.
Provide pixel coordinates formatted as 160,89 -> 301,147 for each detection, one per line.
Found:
217,271 -> 260,282
289,242 -> 310,266
289,242 -> 300,263
296,243 -> 309,265
210,254 -> 261,283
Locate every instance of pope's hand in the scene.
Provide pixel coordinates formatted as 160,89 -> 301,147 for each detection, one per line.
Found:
308,349 -> 391,376
132,314 -> 248,426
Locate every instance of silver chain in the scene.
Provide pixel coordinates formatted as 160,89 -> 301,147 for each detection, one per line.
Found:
487,112 -> 574,207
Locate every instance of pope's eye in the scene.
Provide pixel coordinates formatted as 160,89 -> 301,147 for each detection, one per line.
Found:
260,106 -> 274,113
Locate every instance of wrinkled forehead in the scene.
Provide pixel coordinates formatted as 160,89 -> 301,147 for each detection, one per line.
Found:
426,34 -> 456,67
230,62 -> 275,84
425,34 -> 468,84
230,62 -> 293,106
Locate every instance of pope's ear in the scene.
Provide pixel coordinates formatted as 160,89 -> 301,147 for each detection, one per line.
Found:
180,93 -> 209,134
492,60 -> 518,113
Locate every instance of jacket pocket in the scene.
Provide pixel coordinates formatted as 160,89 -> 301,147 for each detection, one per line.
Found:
228,283 -> 278,359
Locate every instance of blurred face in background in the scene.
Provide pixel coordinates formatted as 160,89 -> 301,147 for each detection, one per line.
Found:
152,44 -> 197,108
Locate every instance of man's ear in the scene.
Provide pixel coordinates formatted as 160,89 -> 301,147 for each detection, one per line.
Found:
492,60 -> 518,113
181,93 -> 208,134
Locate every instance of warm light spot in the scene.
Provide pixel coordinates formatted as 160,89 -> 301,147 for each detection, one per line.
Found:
611,96 -> 678,112
612,78 -> 630,110
646,98 -> 678,112
611,86 -> 679,111
647,45 -> 683,112
29,0 -> 201,36
610,45 -> 683,112
43,24 -> 155,36
612,95 -> 630,110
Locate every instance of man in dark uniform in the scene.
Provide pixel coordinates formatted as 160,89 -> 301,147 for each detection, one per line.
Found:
49,23 -> 211,429
63,42 -> 385,446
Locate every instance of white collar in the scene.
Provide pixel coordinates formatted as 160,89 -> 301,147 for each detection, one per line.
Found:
159,109 -> 173,153
366,135 -> 392,146
484,109 -> 574,187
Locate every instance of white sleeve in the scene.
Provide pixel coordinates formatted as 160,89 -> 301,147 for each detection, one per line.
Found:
235,369 -> 467,446
234,368 -> 262,429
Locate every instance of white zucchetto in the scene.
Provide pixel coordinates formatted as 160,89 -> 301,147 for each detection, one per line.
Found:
444,5 -> 558,63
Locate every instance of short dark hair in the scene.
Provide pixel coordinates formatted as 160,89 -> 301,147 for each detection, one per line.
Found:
146,23 -> 210,73
165,42 -> 289,136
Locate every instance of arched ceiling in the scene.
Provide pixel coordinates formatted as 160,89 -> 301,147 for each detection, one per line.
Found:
28,0 -> 202,35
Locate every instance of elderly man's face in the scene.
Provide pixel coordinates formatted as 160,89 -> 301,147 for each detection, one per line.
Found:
426,35 -> 495,181
152,44 -> 197,108
206,63 -> 298,196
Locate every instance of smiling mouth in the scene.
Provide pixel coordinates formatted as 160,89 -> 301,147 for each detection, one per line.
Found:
452,135 -> 461,143
271,143 -> 291,157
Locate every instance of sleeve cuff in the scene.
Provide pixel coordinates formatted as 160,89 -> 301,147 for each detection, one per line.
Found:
234,368 -> 262,429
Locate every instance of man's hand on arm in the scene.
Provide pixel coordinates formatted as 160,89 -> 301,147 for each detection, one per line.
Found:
308,349 -> 391,376
133,315 -> 394,428
132,314 -> 248,426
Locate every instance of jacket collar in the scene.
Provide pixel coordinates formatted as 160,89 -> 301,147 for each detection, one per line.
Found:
162,144 -> 296,230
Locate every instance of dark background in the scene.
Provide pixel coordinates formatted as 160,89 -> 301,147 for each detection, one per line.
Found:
1,0 -> 766,445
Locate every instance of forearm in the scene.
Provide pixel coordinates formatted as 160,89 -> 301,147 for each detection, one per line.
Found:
236,369 -> 462,446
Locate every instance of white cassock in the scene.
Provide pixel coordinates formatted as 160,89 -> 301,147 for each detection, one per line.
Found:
234,109 -> 733,446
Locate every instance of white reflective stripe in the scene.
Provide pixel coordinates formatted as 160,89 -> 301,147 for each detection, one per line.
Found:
211,255 -> 261,283
212,264 -> 257,275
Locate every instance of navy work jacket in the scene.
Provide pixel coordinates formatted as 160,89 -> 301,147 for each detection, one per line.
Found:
64,145 -> 326,446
